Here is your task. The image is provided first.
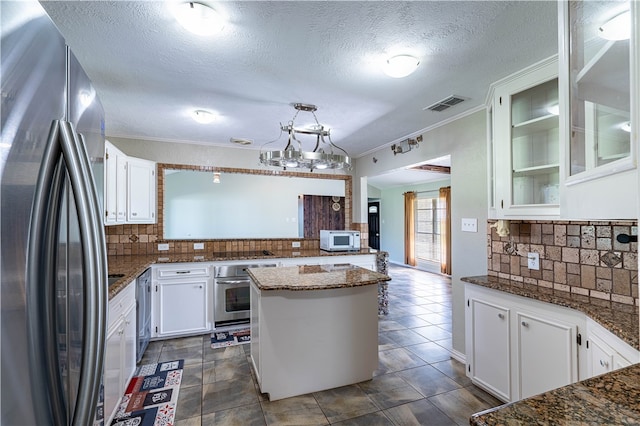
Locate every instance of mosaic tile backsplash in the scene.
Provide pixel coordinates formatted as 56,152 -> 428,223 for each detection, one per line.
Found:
488,220 -> 638,306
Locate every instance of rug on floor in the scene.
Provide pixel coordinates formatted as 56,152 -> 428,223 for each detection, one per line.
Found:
211,326 -> 250,349
110,359 -> 184,426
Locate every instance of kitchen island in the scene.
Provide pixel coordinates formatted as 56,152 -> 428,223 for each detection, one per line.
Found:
248,264 -> 390,401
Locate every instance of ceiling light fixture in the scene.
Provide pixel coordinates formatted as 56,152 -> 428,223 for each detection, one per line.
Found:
172,2 -> 225,36
598,10 -> 631,40
192,109 -> 215,124
383,55 -> 420,78
212,172 -> 221,183
259,103 -> 351,171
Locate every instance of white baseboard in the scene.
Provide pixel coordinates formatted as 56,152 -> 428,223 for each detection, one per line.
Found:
450,348 -> 466,365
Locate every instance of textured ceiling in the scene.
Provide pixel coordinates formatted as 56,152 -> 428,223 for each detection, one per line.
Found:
40,1 -> 558,161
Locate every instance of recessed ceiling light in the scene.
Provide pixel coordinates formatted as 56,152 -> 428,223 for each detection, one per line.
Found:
192,109 -> 215,124
383,55 -> 420,78
172,2 -> 225,36
598,10 -> 630,41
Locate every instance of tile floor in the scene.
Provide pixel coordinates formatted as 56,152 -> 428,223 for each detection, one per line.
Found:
138,264 -> 503,425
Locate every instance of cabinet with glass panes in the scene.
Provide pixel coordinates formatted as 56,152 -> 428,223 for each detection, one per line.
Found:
559,0 -> 637,220
488,56 -> 561,219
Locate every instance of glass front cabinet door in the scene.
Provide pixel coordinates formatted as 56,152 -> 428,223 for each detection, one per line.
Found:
559,0 -> 638,219
489,57 -> 561,219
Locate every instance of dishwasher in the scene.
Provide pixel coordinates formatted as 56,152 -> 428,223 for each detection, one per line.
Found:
214,264 -> 276,328
136,268 -> 152,362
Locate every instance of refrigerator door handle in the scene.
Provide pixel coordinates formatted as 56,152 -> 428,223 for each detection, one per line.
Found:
27,120 -> 67,425
59,121 -> 108,426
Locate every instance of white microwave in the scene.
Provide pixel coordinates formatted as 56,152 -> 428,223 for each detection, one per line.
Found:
320,230 -> 361,252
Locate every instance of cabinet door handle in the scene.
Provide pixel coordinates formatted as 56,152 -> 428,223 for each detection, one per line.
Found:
498,313 -> 504,319
600,360 -> 609,367
131,212 -> 138,216
521,321 -> 529,327
198,285 -> 203,289
176,271 -> 191,274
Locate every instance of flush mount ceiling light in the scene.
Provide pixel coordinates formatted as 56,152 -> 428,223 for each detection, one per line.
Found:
383,55 -> 420,78
259,103 -> 351,171
172,2 -> 225,36
598,10 -> 631,40
192,109 -> 215,124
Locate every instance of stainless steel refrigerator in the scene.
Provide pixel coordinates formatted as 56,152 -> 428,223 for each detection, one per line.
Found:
1,1 -> 108,425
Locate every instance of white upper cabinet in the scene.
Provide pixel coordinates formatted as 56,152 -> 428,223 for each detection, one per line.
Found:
126,157 -> 156,223
559,0 -> 638,219
104,140 -> 128,225
488,57 -> 561,219
104,141 -> 157,225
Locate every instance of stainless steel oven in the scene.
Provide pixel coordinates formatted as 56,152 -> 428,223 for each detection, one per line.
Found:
214,264 -> 276,327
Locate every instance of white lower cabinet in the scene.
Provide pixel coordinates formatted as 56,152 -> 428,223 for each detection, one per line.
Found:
152,263 -> 212,338
468,298 -> 511,401
586,318 -> 639,378
105,281 -> 136,424
465,284 -> 583,403
516,312 -> 575,399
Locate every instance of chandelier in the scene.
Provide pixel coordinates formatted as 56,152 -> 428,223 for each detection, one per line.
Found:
259,103 -> 351,171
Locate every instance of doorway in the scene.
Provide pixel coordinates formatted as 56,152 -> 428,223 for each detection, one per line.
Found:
368,202 -> 380,249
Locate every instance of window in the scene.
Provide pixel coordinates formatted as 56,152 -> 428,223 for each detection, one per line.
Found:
415,193 -> 444,271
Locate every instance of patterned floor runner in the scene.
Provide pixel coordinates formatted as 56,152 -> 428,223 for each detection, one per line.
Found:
110,359 -> 184,426
211,326 -> 250,349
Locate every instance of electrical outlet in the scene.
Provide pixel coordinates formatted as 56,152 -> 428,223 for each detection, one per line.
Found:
527,252 -> 540,270
292,241 -> 301,248
193,243 -> 204,250
461,218 -> 478,233
158,243 -> 169,251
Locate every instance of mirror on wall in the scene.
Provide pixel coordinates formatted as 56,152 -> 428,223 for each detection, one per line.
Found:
163,168 -> 346,239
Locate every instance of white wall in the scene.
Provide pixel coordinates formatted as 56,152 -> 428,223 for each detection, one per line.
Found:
108,136 -> 351,176
355,109 -> 488,359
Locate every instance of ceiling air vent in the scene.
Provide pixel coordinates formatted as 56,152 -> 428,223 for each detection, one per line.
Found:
424,95 -> 466,112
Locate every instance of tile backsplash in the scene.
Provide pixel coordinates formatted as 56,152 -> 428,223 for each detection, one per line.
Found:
105,222 -> 369,256
488,220 -> 638,305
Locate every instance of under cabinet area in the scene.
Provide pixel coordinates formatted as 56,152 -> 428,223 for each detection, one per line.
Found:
152,263 -> 213,338
104,140 -> 157,225
465,284 -> 583,403
105,281 -> 136,425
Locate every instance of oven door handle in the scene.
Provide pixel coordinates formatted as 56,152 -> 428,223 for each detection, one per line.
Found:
216,279 -> 250,285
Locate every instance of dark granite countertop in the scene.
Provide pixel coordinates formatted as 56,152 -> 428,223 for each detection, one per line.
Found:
470,364 -> 640,425
462,275 -> 638,350
107,249 -> 381,299
464,275 -> 640,426
247,264 -> 390,291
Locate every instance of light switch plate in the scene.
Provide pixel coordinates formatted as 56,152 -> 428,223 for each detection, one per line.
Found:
158,243 -> 169,251
193,243 -> 204,250
527,252 -> 540,270
461,218 -> 478,233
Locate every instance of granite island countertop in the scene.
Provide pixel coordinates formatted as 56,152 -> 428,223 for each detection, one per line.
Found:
247,264 -> 391,291
107,249 -> 383,299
